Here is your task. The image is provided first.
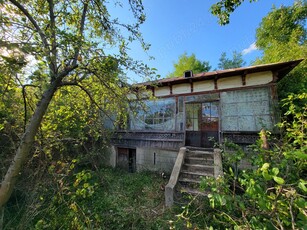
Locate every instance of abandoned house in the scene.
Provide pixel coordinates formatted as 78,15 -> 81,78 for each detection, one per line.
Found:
108,59 -> 302,176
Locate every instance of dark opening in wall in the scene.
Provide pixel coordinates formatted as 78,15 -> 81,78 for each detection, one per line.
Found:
117,148 -> 136,173
184,70 -> 193,78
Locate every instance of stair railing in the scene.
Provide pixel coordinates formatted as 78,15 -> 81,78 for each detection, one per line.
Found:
213,148 -> 223,178
165,147 -> 187,207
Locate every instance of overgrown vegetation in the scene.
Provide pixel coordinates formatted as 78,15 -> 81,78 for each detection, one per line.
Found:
1,1 -> 306,229
4,164 -> 180,229
173,93 -> 307,229
0,0 -> 152,217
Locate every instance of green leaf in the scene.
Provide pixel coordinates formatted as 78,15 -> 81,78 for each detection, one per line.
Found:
298,180 -> 307,192
273,176 -> 285,185
262,171 -> 272,180
261,163 -> 270,171
272,167 -> 279,176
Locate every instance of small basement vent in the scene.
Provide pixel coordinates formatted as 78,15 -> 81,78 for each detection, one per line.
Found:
184,70 -> 193,78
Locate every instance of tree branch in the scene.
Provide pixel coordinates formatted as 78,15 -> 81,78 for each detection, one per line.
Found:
8,0 -> 49,51
47,0 -> 58,80
57,64 -> 79,80
58,81 -> 115,122
21,84 -> 40,132
72,1 -> 88,66
8,0 -> 56,80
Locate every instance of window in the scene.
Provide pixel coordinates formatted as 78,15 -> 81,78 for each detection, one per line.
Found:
130,98 -> 176,130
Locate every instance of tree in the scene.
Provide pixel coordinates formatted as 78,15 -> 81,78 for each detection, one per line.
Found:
167,52 -> 211,78
217,51 -> 246,70
254,0 -> 307,99
211,0 -> 258,25
0,0 -> 150,223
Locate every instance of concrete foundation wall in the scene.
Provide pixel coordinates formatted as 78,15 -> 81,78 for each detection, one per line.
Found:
136,148 -> 178,173
109,146 -> 178,173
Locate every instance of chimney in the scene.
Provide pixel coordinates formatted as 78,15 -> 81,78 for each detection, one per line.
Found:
184,70 -> 193,78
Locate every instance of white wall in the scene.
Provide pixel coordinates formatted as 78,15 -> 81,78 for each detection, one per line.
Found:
155,86 -> 170,97
193,80 -> 215,92
173,83 -> 191,94
217,76 -> 242,90
246,71 -> 273,86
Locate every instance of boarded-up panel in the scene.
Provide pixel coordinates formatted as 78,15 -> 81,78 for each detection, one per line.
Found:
220,88 -> 274,131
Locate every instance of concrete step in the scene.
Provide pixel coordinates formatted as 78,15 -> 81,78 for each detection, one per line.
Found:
184,157 -> 214,165
186,147 -> 214,152
180,170 -> 214,179
178,177 -> 201,184
186,150 -> 214,158
182,164 -> 214,173
176,148 -> 216,197
187,150 -> 214,154
180,187 -> 208,196
178,179 -> 200,189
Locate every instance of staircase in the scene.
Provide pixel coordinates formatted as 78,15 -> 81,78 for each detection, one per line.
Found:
165,147 -> 222,207
178,148 -> 215,195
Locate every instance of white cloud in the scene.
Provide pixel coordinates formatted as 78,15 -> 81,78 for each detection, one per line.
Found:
242,42 -> 258,55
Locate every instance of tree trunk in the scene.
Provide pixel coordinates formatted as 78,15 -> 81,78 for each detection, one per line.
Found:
0,82 -> 58,211
0,206 -> 4,230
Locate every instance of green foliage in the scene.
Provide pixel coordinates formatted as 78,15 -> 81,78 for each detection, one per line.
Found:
217,51 -> 246,70
173,93 -> 307,229
4,164 -> 176,229
254,0 -> 307,99
167,52 -> 211,78
211,0 -> 258,25
0,0 -> 152,215
0,55 -> 25,178
256,0 -> 307,49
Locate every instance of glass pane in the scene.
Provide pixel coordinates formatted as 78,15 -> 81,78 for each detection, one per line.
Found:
186,103 -> 200,131
211,102 -> 219,117
202,103 -> 211,118
133,97 -> 176,131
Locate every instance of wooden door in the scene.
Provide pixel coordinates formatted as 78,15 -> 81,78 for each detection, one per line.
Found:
200,102 -> 219,148
185,101 -> 219,148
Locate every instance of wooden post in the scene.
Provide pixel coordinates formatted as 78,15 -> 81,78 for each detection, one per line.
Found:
260,129 -> 269,150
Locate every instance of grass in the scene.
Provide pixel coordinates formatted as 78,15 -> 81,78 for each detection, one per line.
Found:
4,166 -> 185,229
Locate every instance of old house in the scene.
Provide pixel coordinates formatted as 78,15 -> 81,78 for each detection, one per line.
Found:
108,60 -> 302,177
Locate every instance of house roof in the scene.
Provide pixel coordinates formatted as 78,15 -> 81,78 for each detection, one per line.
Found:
138,59 -> 303,88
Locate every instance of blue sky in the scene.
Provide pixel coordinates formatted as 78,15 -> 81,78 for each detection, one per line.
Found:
115,0 -> 296,82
